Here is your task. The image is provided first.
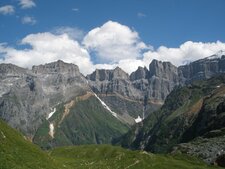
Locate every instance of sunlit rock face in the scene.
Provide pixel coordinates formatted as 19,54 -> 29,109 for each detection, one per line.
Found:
0,60 -> 90,137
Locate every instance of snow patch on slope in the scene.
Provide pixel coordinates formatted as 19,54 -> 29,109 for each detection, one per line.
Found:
93,93 -> 118,118
0,131 -> 6,139
47,108 -> 56,120
134,116 -> 142,123
49,123 -> 54,138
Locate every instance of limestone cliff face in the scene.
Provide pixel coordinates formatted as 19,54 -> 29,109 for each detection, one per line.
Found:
88,60 -> 180,102
0,60 -> 90,137
129,67 -> 149,99
146,59 -> 180,101
86,67 -> 150,125
130,66 -> 148,81
32,60 -> 90,105
86,67 -> 142,99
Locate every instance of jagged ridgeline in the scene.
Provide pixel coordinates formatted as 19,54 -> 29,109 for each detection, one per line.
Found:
0,51 -> 225,149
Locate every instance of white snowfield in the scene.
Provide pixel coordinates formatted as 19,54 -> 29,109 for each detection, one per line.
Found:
135,116 -> 142,123
49,123 -> 54,138
93,93 -> 118,118
47,108 -> 56,120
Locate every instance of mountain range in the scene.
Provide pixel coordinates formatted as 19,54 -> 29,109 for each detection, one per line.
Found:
0,50 -> 225,167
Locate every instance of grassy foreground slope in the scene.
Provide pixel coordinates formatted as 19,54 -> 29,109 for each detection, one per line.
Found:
0,118 -> 222,169
34,95 -> 129,149
0,119 -> 59,169
50,145 -> 221,169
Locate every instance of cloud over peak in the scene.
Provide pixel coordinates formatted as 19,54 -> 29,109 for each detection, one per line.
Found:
143,41 -> 225,67
83,20 -> 150,63
0,5 -> 15,15
0,21 -> 225,75
0,33 -> 93,75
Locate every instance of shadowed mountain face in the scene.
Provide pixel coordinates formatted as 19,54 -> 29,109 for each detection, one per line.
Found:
118,74 -> 225,165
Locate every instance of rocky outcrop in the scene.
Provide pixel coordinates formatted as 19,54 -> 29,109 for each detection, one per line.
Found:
216,154 -> 225,167
173,132 -> 225,166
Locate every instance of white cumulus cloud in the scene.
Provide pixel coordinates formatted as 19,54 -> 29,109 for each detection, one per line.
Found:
0,5 -> 15,15
0,33 -> 94,75
93,41 -> 225,74
83,20 -> 150,63
21,16 -> 37,25
1,21 -> 225,76
52,26 -> 84,41
19,0 -> 36,9
143,41 -> 225,67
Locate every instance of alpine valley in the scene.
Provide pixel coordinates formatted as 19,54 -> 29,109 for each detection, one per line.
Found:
1,51 -> 225,168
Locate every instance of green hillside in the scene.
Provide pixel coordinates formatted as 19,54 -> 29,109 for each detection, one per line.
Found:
33,95 -> 129,149
118,75 -> 225,166
0,119 -> 59,169
0,119 -> 221,169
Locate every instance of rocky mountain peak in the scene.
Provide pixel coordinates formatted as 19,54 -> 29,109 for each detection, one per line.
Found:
0,63 -> 27,77
87,67 -> 128,81
179,51 -> 225,82
149,59 -> 178,79
32,60 -> 80,75
86,69 -> 111,81
130,66 -> 148,81
112,67 -> 129,80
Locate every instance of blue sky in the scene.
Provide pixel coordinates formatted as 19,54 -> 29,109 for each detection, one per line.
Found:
0,0 -> 225,75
